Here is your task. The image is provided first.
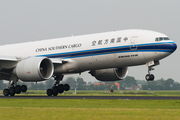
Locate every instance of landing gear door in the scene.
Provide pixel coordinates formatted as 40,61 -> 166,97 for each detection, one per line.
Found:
130,36 -> 138,50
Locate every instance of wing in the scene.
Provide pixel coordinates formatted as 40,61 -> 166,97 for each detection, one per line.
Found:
0,56 -> 68,69
0,56 -> 69,81
0,56 -> 17,61
0,56 -> 18,80
0,56 -> 18,69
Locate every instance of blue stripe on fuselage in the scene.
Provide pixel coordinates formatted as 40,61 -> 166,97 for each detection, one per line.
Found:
36,42 -> 176,59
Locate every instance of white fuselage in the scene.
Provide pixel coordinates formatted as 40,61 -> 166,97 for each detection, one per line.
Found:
0,29 -> 177,73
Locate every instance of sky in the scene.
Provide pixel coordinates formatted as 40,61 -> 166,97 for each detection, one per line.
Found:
0,0 -> 179,82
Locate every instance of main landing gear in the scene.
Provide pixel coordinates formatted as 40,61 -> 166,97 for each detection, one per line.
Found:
3,81 -> 27,96
145,66 -> 155,81
46,84 -> 70,96
46,75 -> 70,96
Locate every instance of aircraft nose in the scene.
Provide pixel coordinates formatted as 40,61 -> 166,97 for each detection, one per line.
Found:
167,42 -> 177,53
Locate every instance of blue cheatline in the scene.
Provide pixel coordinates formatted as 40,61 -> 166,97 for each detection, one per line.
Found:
36,42 -> 176,59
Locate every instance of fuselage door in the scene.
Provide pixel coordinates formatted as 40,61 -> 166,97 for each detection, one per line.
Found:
130,36 -> 138,50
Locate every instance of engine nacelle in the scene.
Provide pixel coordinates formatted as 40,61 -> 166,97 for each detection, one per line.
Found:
89,67 -> 128,81
13,57 -> 54,81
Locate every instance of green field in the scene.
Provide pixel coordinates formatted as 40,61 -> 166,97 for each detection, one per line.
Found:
0,90 -> 180,119
0,99 -> 180,120
1,90 -> 180,96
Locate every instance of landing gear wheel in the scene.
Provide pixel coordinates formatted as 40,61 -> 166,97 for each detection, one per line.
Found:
21,85 -> 27,92
63,84 -> 70,91
150,74 -> 155,81
47,89 -> 53,96
52,86 -> 58,93
145,74 -> 155,81
9,87 -> 15,96
58,84 -> 64,93
15,85 -> 21,94
52,86 -> 58,96
52,91 -> 58,96
145,74 -> 150,81
3,89 -> 9,96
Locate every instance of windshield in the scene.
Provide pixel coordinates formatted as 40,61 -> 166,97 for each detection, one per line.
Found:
155,37 -> 170,41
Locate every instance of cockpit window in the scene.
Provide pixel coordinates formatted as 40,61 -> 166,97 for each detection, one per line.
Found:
163,37 -> 170,40
155,37 -> 170,41
159,37 -> 163,41
155,38 -> 159,41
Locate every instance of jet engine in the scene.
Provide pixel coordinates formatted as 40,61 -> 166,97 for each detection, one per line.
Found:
89,67 -> 128,81
13,57 -> 54,81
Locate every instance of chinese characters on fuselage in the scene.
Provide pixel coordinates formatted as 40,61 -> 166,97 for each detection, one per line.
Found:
92,37 -> 128,46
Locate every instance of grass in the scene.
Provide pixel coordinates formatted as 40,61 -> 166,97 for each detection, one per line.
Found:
0,90 -> 180,119
0,99 -> 180,120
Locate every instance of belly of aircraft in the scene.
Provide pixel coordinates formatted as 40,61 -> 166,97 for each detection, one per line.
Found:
75,52 -> 146,71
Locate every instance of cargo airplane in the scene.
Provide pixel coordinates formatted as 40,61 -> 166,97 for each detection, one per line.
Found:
0,29 -> 177,96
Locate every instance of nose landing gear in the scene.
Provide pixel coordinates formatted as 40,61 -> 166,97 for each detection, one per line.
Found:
145,60 -> 159,81
145,66 -> 155,81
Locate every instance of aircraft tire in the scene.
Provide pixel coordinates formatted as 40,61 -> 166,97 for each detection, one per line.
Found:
150,74 -> 155,81
9,87 -> 15,96
15,85 -> 21,94
3,89 -> 9,96
58,84 -> 64,93
21,85 -> 27,92
52,91 -> 58,96
47,89 -> 53,96
63,84 -> 70,91
145,74 -> 150,81
52,86 -> 58,93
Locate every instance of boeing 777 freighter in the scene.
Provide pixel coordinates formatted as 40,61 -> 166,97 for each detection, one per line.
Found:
0,29 -> 177,96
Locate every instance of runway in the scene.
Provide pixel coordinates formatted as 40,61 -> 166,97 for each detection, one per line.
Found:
0,96 -> 180,100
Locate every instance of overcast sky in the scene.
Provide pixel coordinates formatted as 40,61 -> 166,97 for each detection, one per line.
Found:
0,0 -> 179,82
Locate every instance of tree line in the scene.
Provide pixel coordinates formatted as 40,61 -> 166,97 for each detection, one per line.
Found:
0,76 -> 180,90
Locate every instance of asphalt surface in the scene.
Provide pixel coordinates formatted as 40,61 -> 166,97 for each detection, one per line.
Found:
0,96 -> 180,100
